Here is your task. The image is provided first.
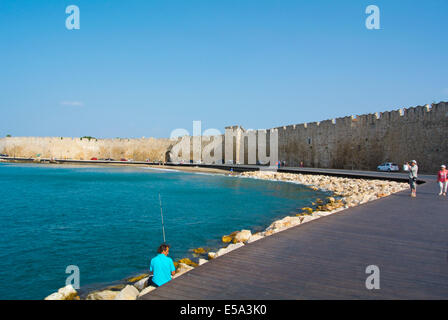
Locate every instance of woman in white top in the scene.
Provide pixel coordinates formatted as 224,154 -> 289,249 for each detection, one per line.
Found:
407,160 -> 418,198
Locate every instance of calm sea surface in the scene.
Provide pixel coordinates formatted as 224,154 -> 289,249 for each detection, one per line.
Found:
0,163 -> 328,299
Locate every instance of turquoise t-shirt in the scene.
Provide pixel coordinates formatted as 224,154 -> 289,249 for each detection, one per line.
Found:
150,254 -> 176,286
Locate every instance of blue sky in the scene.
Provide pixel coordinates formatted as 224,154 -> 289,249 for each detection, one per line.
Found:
0,0 -> 447,138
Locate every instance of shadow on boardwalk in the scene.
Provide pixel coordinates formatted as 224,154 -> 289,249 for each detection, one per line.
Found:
141,176 -> 448,300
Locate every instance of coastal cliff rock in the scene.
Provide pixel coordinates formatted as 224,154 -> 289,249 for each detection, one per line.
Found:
114,285 -> 139,300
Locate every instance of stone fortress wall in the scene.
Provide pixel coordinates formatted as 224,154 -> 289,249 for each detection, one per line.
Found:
0,136 -> 174,162
1,101 -> 446,173
226,101 -> 447,173
274,101 -> 448,173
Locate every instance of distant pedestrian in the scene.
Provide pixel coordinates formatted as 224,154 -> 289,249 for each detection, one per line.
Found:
149,244 -> 176,287
300,161 -> 304,168
407,160 -> 418,197
437,165 -> 447,196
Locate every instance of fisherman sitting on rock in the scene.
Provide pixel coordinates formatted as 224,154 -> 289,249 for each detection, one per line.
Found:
149,244 -> 176,287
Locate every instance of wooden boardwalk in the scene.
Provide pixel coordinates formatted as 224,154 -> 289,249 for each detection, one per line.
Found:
141,175 -> 447,300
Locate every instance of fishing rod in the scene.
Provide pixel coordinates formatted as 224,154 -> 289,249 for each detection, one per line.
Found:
159,193 -> 166,243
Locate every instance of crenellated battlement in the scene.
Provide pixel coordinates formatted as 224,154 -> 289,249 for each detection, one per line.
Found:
274,101 -> 447,134
273,101 -> 447,172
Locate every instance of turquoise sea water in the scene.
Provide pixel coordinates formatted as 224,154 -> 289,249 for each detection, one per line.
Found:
0,163 -> 328,300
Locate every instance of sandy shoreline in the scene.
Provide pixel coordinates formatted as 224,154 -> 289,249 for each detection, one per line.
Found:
149,165 -> 230,175
1,159 -> 231,175
40,164 -> 408,300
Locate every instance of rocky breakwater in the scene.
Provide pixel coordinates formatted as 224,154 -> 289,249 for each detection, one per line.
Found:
241,171 -> 408,208
44,262 -> 197,301
44,256 -> 208,300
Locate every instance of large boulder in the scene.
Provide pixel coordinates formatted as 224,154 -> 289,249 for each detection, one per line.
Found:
222,231 -> 238,243
314,211 -> 332,217
234,230 -> 252,243
208,252 -> 216,259
360,195 -> 371,204
215,242 -> 244,258
301,215 -> 319,224
45,292 -> 64,300
126,273 -> 148,283
104,283 -> 126,291
133,277 -> 149,291
266,216 -> 301,233
266,220 -> 283,232
114,285 -> 139,300
173,263 -> 194,278
247,233 -> 264,243
137,286 -> 157,298
192,247 -> 207,254
301,207 -> 314,214
45,285 -> 79,300
177,258 -> 198,267
285,216 -> 301,226
86,290 -> 119,300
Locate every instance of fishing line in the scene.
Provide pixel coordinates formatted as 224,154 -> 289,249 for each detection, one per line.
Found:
159,193 -> 166,243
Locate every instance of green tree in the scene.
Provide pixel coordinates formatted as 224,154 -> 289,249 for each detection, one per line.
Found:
81,136 -> 96,141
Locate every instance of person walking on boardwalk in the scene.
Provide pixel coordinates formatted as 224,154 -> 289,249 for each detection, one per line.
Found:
149,244 -> 176,287
408,160 -> 418,197
437,165 -> 447,196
